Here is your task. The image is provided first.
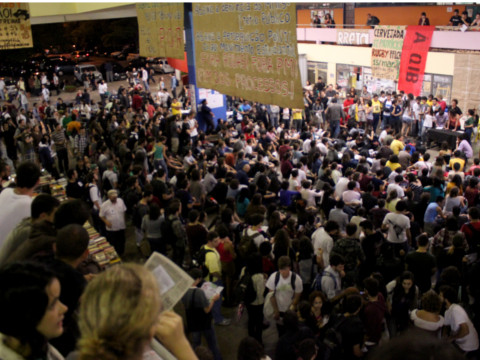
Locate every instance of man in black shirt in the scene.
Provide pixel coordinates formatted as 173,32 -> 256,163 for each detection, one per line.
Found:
405,234 -> 436,294
182,268 -> 222,360
448,9 -> 462,26
314,76 -> 325,94
66,169 -> 84,199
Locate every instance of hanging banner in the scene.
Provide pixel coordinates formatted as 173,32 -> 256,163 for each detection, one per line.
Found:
136,3 -> 184,60
0,3 -> 33,50
398,26 -> 434,96
193,3 -> 304,108
371,26 -> 406,81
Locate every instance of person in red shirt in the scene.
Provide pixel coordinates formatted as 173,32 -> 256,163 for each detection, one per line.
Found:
343,94 -> 355,122
132,91 -> 143,111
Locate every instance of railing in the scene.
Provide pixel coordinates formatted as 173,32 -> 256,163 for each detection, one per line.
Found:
298,23 -> 480,32
296,26 -> 480,51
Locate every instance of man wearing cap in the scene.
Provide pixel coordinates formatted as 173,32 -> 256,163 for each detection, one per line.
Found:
99,189 -> 127,256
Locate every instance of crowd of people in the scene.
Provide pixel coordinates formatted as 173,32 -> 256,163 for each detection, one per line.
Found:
0,69 -> 479,360
311,9 -> 480,29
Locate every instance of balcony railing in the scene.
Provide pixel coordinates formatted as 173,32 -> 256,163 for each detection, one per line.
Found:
296,26 -> 480,51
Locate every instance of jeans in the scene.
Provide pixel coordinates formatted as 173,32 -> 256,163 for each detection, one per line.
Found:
382,115 -> 390,129
191,328 -> 222,360
57,148 -> 69,175
330,120 -> 340,138
246,304 -> 264,344
211,279 -> 226,324
106,229 -> 126,256
270,114 -> 279,128
154,159 -> 168,179
373,113 -> 380,133
106,71 -> 114,83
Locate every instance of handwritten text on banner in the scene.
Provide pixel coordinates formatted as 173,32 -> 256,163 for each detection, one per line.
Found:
193,3 -> 304,108
371,26 -> 406,81
137,3 -> 184,60
0,3 -> 32,50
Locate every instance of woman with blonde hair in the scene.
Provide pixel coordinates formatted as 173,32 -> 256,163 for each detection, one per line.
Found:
77,263 -> 197,360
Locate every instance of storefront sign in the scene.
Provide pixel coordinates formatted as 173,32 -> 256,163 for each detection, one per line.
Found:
337,29 -> 370,45
193,3 -> 304,108
398,26 -> 434,96
0,3 -> 32,50
371,26 -> 406,81
137,3 -> 184,59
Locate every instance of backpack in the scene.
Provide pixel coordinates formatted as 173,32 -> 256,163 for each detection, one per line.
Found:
161,216 -> 175,246
84,184 -> 95,209
102,173 -> 113,196
311,270 -> 337,293
273,271 -> 297,297
234,270 -> 256,305
192,246 -> 214,278
238,230 -> 264,259
321,315 -> 347,360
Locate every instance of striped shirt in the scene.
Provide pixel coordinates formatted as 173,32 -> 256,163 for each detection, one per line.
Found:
51,130 -> 66,150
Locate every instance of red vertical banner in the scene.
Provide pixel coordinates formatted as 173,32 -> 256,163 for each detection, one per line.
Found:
398,26 -> 435,96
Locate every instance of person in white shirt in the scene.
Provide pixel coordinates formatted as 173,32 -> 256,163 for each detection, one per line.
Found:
387,175 -> 406,198
0,162 -> 41,248
302,137 -> 312,154
98,80 -> 108,106
288,169 -> 301,191
440,285 -> 479,354
141,67 -> 149,91
41,85 -> 50,102
311,221 -> 340,267
300,180 -> 323,208
334,169 -> 353,199
266,256 -> 303,335
0,77 -> 5,100
342,181 -> 362,207
100,189 -> 127,255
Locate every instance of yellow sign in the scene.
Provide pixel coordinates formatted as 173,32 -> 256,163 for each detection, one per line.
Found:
193,3 -> 303,108
0,3 -> 33,50
136,3 -> 184,60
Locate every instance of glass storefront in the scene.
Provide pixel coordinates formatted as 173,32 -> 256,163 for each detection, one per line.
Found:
307,61 -> 328,86
334,64 -> 453,101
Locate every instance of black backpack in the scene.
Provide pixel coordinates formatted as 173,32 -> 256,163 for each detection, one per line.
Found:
321,315 -> 347,360
234,271 -> 256,305
102,174 -> 113,196
84,184 -> 95,209
192,246 -> 214,278
161,216 -> 175,247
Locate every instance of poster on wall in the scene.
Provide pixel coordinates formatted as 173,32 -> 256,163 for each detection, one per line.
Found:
0,3 -> 33,50
193,3 -> 304,108
136,3 -> 184,59
198,88 -> 224,109
371,26 -> 406,81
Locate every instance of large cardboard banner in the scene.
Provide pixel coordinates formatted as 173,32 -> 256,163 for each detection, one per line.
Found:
371,26 -> 406,81
0,3 -> 33,50
137,3 -> 184,60
193,3 -> 304,108
398,26 -> 434,96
